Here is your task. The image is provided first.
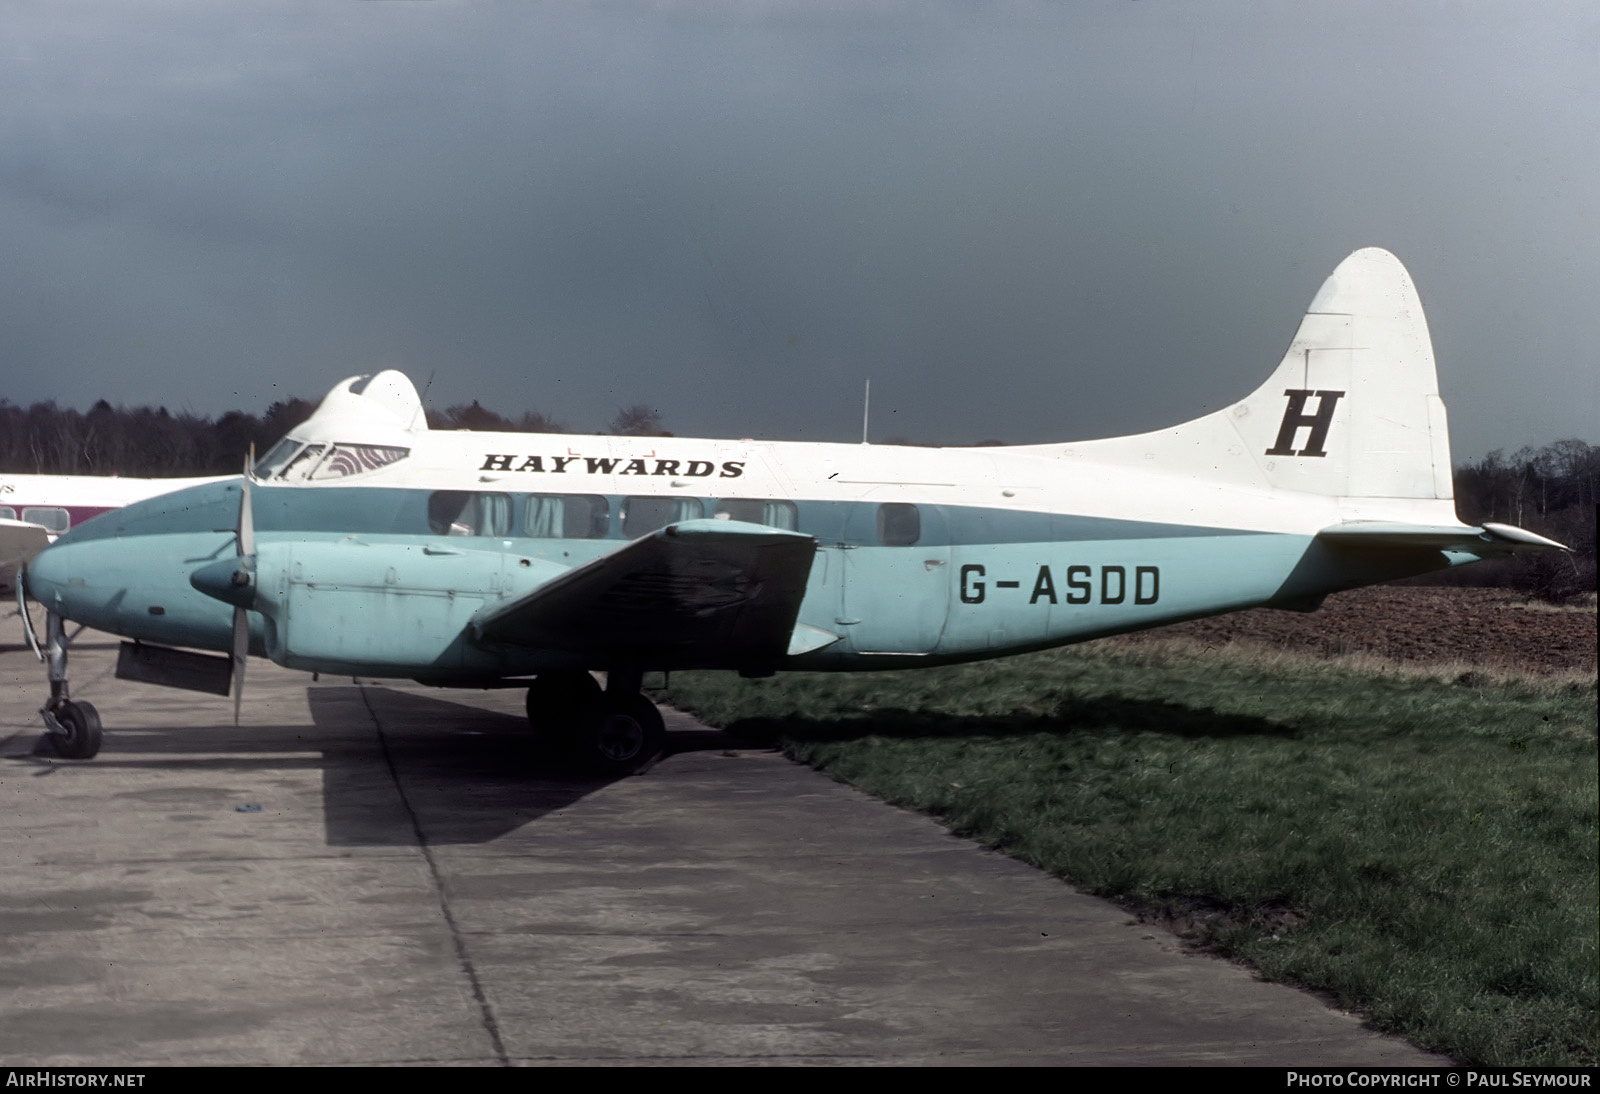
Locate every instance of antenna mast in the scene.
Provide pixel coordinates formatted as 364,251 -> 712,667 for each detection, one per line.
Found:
861,379 -> 870,444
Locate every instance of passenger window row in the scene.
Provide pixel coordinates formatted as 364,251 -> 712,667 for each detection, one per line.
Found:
425,492 -> 922,546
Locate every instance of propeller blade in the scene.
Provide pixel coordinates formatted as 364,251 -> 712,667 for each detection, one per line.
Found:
232,448 -> 257,726
237,455 -> 254,558
231,604 -> 248,726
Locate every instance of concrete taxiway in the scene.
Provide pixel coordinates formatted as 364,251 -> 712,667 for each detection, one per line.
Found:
0,632 -> 1442,1066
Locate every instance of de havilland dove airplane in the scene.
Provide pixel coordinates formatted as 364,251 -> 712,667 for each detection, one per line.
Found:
20,248 -> 1565,771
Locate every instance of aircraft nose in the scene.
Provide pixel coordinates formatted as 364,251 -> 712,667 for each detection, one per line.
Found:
25,536 -> 148,635
24,538 -> 91,615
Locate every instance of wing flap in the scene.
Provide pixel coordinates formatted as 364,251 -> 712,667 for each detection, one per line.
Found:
473,519 -> 818,669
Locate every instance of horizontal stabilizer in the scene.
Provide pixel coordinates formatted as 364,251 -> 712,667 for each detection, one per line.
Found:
1317,520 -> 1567,555
1480,522 -> 1568,551
473,519 -> 818,670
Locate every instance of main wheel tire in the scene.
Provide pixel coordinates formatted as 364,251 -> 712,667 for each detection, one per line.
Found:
525,672 -> 603,741
54,700 -> 103,760
578,694 -> 665,776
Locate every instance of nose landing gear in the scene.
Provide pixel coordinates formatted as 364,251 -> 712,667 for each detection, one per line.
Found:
38,610 -> 103,760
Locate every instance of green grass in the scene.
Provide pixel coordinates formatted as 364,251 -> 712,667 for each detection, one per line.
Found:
659,640 -> 1598,1066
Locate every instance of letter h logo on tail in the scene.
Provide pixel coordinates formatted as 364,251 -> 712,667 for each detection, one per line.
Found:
1265,389 -> 1344,457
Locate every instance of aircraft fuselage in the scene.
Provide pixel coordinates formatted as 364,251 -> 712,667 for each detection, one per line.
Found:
25,433 -> 1462,681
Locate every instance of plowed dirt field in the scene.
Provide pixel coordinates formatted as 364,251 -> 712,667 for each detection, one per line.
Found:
1107,586 -> 1596,675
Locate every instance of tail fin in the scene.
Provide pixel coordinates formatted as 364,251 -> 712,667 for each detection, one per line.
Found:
1056,248 -> 1455,503
1227,247 -> 1453,500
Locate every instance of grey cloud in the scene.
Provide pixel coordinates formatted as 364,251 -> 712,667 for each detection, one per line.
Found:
1,1 -> 1594,457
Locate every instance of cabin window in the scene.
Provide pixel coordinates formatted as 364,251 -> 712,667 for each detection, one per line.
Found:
308,444 -> 410,480
427,491 -> 512,537
22,507 -> 71,534
713,498 -> 798,530
524,494 -> 609,539
877,503 -> 920,546
621,496 -> 704,538
0,507 -> 15,520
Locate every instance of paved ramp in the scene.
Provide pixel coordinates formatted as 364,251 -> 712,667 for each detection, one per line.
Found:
0,638 -> 1440,1065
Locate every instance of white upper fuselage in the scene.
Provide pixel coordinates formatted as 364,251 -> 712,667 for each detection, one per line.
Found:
260,424 -> 1451,540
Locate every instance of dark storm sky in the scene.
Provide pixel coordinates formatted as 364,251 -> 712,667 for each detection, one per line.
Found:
3,1 -> 1595,459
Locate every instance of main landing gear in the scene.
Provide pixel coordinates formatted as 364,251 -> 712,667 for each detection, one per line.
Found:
525,669 -> 665,776
37,610 -> 103,760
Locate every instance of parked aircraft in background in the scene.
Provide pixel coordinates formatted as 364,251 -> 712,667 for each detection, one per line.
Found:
1,473 -> 226,596
21,249 -> 1565,770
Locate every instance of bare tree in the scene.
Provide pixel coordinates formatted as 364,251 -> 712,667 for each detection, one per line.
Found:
607,404 -> 668,436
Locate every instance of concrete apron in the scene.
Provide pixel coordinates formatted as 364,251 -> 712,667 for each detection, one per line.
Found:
0,636 -> 1441,1065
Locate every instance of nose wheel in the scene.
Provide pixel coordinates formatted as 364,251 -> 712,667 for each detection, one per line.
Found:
46,699 -> 102,760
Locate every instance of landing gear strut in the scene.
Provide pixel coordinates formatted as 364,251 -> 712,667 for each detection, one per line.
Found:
40,611 -> 103,760
525,668 -> 664,775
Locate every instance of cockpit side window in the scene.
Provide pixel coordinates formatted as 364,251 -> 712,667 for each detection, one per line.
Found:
278,444 -> 327,481
253,438 -> 300,479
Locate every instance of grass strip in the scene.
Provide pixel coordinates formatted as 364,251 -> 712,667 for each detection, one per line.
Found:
659,640 -> 1598,1066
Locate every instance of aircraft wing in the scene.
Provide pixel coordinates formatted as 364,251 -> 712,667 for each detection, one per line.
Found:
0,517 -> 51,592
0,518 -> 50,568
1316,520 -> 1567,554
472,518 -> 822,670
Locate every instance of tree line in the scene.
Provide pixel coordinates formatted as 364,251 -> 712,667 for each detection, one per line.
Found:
0,398 -> 669,477
2,396 -> 1591,597
1444,440 -> 1597,600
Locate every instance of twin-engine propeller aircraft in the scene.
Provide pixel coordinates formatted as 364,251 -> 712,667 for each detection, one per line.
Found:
22,248 -> 1564,771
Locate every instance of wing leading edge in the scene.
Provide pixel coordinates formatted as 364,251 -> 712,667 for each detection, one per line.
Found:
472,519 -> 825,671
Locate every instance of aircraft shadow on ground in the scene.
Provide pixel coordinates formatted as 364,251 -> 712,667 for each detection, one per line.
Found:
717,692 -> 1296,746
311,685 -> 739,847
2,683 -> 738,849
